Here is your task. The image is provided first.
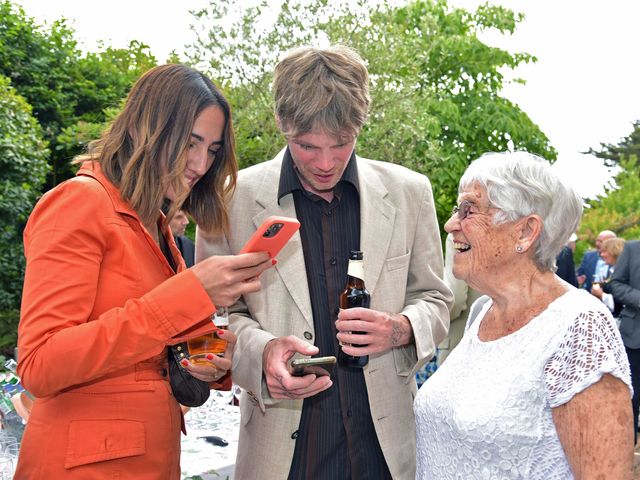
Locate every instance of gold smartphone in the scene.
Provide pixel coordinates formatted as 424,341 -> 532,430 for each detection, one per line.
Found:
290,356 -> 337,377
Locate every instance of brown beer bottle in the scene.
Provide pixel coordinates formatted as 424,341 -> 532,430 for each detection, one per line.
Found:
338,250 -> 370,368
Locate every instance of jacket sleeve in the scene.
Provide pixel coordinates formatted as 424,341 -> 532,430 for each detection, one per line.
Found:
610,243 -> 640,311
18,180 -> 215,398
400,177 -> 453,378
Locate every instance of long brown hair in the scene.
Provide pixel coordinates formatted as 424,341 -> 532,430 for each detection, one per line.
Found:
76,64 -> 237,235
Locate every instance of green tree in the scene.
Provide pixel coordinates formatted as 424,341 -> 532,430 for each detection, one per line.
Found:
585,120 -> 640,167
577,155 -> 640,257
189,0 -> 555,229
0,75 -> 49,352
0,1 -> 156,186
576,121 -> 640,259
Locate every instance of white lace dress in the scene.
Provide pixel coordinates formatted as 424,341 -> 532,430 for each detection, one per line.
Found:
414,289 -> 631,479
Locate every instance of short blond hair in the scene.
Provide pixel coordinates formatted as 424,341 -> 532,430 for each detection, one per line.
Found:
602,237 -> 625,262
273,45 -> 370,139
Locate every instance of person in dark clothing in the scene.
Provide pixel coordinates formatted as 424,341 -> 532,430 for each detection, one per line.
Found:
169,209 -> 195,267
555,244 -> 578,287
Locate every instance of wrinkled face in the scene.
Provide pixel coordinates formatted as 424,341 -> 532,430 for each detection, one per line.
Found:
169,210 -> 189,236
444,183 -> 518,288
288,131 -> 356,202
166,105 -> 225,201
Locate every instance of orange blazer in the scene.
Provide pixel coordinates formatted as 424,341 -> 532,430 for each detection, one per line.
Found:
15,162 -> 222,479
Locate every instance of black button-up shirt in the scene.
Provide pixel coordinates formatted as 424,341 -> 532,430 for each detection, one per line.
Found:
278,148 -> 391,480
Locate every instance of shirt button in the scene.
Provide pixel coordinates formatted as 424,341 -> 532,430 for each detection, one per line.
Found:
304,331 -> 313,340
329,257 -> 337,265
291,430 -> 299,439
347,409 -> 353,418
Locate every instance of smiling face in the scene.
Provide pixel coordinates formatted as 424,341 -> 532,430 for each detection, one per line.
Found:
288,131 -> 356,202
444,183 -> 520,289
165,105 -> 225,201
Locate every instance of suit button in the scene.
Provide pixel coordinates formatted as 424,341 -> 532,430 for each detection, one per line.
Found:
304,331 -> 313,340
329,257 -> 337,265
291,430 -> 299,439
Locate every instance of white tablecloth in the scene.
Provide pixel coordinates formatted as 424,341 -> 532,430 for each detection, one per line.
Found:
180,391 -> 240,480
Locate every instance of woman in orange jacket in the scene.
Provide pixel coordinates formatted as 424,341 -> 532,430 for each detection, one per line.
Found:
15,64 -> 273,479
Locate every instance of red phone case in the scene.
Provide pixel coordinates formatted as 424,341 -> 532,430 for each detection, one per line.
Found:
238,216 -> 300,258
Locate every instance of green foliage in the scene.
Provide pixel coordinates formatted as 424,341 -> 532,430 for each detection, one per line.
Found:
0,75 -> 49,352
0,1 -> 156,354
188,0 -> 555,230
578,155 -> 640,247
585,120 -> 640,168
578,121 -> 640,258
0,1 -> 157,186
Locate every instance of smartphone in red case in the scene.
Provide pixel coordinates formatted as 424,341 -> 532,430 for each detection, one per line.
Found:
239,216 -> 300,258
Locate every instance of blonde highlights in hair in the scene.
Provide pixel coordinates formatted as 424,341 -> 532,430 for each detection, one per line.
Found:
76,64 -> 237,235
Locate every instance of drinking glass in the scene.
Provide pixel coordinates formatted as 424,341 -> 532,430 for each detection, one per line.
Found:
186,308 -> 229,365
0,455 -> 14,480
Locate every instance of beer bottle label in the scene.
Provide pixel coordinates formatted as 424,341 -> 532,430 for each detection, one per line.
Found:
347,259 -> 365,281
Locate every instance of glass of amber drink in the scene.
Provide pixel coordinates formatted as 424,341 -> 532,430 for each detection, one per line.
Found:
187,308 -> 229,365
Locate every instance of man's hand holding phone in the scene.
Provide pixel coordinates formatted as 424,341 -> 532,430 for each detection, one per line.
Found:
262,335 -> 332,399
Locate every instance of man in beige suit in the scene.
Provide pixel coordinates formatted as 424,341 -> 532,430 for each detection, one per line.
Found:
196,45 -> 452,480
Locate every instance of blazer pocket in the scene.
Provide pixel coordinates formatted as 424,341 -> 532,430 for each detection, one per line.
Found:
64,419 -> 145,469
386,251 -> 411,271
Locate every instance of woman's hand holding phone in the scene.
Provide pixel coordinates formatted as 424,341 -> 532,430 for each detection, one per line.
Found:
191,252 -> 273,307
239,216 -> 300,258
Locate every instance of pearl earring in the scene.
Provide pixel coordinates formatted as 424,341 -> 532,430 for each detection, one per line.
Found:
516,246 -> 523,253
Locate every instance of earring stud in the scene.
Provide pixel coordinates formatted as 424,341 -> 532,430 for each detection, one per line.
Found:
516,246 -> 523,253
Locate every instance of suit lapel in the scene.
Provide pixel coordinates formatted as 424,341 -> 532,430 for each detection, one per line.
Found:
253,155 -> 314,328
358,159 -> 396,296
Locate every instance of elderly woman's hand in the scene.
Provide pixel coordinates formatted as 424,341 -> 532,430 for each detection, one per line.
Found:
181,328 -> 237,383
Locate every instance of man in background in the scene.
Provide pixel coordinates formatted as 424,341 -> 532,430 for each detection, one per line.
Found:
610,240 -> 640,444
169,209 -> 195,267
577,229 -> 616,291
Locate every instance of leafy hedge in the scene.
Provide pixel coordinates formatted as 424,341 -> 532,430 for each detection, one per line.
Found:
0,75 -> 49,354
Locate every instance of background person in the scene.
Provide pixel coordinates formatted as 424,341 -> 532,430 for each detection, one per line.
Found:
15,64 -> 273,479
555,234 -> 578,287
576,229 -> 616,291
197,45 -> 452,480
591,237 -> 625,318
414,151 -> 632,479
169,208 -> 195,267
610,239 -> 640,445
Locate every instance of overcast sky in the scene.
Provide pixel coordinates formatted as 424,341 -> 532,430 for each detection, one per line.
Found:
15,0 -> 640,198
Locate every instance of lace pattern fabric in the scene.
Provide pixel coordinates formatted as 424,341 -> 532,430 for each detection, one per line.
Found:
414,289 -> 631,479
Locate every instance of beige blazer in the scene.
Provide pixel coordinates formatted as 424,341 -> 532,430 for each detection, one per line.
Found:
196,151 -> 452,480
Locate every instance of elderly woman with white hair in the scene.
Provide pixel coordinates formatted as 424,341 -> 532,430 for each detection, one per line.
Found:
414,152 -> 633,479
